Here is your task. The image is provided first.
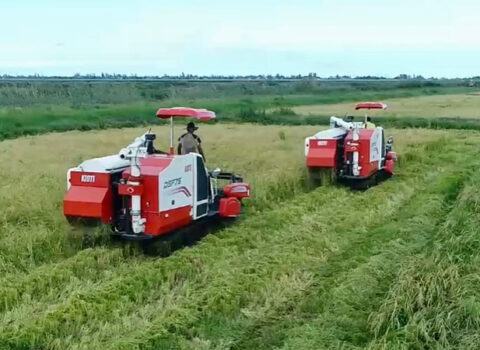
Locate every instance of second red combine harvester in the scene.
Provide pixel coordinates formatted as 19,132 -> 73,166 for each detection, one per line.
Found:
63,107 -> 250,244
305,102 -> 397,189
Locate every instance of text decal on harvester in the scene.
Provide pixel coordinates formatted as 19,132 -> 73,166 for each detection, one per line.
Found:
81,175 -> 96,183
164,177 -> 182,189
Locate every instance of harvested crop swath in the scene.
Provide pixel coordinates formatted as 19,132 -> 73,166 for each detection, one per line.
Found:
367,166 -> 480,349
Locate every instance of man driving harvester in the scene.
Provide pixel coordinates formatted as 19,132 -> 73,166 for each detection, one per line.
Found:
177,121 -> 206,160
365,116 -> 376,129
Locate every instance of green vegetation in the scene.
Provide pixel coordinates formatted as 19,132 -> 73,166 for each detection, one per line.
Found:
1,79 -> 480,348
368,167 -> 480,349
1,124 -> 479,349
0,79 -> 477,140
293,92 -> 480,119
292,92 -> 480,131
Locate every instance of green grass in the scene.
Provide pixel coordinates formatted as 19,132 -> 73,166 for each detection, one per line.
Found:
292,92 -> 480,119
0,124 -> 479,349
0,80 -> 476,140
367,162 -> 480,349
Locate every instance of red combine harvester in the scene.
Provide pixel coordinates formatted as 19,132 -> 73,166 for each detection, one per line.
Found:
305,102 -> 397,189
63,107 -> 250,242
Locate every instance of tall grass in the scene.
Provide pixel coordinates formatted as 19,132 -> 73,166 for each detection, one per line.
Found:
0,80 -> 468,108
292,92 -> 480,119
0,80 -> 475,141
0,124 -> 478,349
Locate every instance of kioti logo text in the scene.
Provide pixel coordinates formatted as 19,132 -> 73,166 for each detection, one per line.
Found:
81,175 -> 96,183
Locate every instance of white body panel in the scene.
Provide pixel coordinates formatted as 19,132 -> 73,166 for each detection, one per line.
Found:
304,137 -> 312,157
77,155 -> 129,173
313,127 -> 347,140
158,155 -> 195,212
370,127 -> 383,166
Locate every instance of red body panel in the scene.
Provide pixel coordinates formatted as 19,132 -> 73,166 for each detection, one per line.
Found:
144,206 -> 193,236
219,197 -> 241,217
344,129 -> 378,178
122,156 -> 173,178
385,151 -> 396,175
63,172 -> 113,223
122,155 -> 186,236
122,156 -> 174,231
118,183 -> 143,196
386,151 -> 397,161
385,159 -> 394,175
69,172 -> 111,187
122,156 -> 172,217
223,183 -> 251,199
306,139 -> 338,168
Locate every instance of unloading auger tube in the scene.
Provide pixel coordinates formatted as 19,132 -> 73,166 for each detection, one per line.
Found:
329,116 -> 354,130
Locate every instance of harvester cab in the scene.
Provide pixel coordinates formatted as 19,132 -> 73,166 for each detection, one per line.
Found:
305,102 -> 397,189
63,107 -> 250,241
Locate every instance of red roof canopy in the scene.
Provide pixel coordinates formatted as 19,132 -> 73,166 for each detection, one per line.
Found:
156,107 -> 216,121
355,102 -> 388,110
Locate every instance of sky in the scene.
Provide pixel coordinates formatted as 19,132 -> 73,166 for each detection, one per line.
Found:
1,0 -> 479,77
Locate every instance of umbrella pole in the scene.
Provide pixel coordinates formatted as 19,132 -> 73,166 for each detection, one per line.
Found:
169,116 -> 174,155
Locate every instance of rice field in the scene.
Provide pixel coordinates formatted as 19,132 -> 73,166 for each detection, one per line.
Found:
292,92 -> 480,119
1,124 -> 480,349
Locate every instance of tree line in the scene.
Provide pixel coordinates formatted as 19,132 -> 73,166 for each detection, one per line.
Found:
1,73 -> 477,81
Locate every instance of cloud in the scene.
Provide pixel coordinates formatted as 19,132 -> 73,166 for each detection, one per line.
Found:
1,0 -> 480,76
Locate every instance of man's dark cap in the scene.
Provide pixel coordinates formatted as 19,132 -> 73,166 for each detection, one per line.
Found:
187,122 -> 198,131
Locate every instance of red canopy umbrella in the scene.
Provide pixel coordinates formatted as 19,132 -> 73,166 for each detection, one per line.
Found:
355,102 -> 387,123
156,107 -> 216,154
156,107 -> 216,121
355,102 -> 388,110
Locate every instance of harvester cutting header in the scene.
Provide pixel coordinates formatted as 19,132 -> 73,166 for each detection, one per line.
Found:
63,107 -> 250,241
305,102 -> 397,189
